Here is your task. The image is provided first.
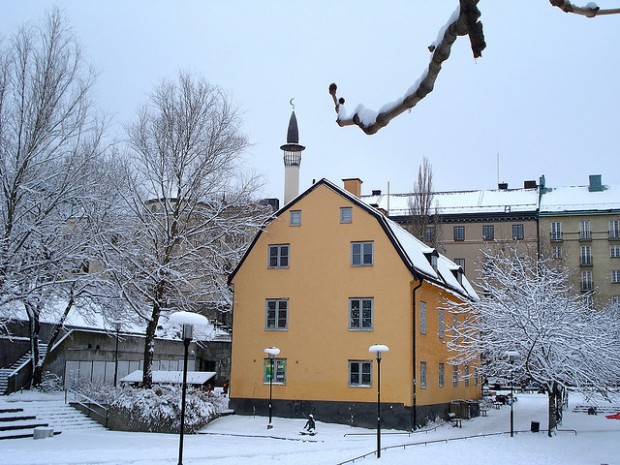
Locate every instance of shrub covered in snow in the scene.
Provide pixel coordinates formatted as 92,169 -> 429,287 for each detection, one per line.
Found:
82,384 -> 228,433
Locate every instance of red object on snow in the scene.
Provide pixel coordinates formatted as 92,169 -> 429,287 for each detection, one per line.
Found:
605,412 -> 620,420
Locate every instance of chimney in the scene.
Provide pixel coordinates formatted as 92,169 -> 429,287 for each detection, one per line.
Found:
588,174 -> 604,192
523,180 -> 537,189
342,178 -> 363,198
498,182 -> 508,190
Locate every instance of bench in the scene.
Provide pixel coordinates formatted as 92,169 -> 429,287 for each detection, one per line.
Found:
573,405 -> 620,415
448,412 -> 462,428
480,407 -> 489,417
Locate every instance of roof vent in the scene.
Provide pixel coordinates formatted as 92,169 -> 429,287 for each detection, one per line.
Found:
498,182 -> 508,190
588,174 -> 604,192
371,189 -> 382,196
523,180 -> 537,189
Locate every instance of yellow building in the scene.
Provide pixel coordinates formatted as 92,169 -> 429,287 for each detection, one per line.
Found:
228,178 -> 479,430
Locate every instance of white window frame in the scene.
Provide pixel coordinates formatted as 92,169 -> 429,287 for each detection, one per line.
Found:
580,246 -> 592,266
419,301 -> 427,335
482,225 -> 494,241
452,365 -> 459,387
580,221 -> 591,240
611,245 -> 620,258
551,222 -> 562,241
581,270 -> 593,291
439,363 -> 445,388
289,210 -> 301,226
349,298 -> 373,330
340,207 -> 353,224
453,226 -> 465,242
612,270 -> 620,284
265,299 -> 288,330
552,246 -> 563,260
351,241 -> 374,266
268,244 -> 289,268
512,224 -> 524,240
349,360 -> 372,387
420,361 -> 427,389
454,258 -> 465,273
438,309 -> 445,338
610,220 -> 620,240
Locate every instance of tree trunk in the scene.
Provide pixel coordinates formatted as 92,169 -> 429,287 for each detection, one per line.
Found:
27,303 -> 42,387
142,283 -> 165,389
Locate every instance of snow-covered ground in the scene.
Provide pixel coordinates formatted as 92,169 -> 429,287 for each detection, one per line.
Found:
2,390 -> 619,465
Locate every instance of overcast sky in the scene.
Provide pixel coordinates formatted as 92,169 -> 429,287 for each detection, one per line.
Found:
2,1 -> 619,202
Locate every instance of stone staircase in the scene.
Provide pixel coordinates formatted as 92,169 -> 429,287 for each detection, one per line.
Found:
0,398 -> 106,440
0,344 -> 48,394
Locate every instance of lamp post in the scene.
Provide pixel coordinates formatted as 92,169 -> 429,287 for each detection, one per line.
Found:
264,347 -> 280,429
369,344 -> 389,459
169,311 -> 209,465
112,320 -> 122,387
504,350 -> 520,437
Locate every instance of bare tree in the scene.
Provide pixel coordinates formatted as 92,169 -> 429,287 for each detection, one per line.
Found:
328,0 -> 619,135
444,250 -> 620,436
0,9 -> 110,386
102,71 -> 270,388
406,157 -> 442,251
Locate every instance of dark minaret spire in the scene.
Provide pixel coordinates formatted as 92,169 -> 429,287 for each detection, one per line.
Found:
281,100 -> 306,205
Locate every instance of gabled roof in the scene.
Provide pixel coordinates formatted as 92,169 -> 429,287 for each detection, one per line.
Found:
229,178 -> 478,301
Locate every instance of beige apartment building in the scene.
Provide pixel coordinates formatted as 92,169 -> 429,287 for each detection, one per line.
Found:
362,175 -> 620,309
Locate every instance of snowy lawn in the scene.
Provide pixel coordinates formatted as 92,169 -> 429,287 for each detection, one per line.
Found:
2,390 -> 619,465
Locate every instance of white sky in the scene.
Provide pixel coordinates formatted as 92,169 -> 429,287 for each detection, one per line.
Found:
2,1 -> 619,202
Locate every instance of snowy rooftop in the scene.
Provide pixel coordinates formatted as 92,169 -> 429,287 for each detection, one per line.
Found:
363,188 -> 540,217
540,184 -> 620,213
362,182 -> 620,217
120,370 -> 216,385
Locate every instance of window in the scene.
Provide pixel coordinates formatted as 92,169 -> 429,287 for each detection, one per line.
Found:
290,210 -> 301,226
464,365 -> 470,387
438,309 -> 444,338
265,299 -> 288,330
512,224 -> 524,240
420,361 -> 427,389
580,246 -> 592,266
452,365 -> 459,387
269,244 -> 289,268
482,225 -> 494,241
349,298 -> 373,330
438,363 -> 445,388
349,361 -> 372,386
351,242 -> 373,266
610,220 -> 620,240
611,245 -> 620,258
264,358 -> 287,384
551,246 -> 563,260
581,271 -> 593,291
454,258 -> 465,273
419,301 -> 427,334
612,270 -> 620,284
453,226 -> 465,242
551,222 -> 562,241
580,221 -> 591,241
340,207 -> 352,224
424,225 -> 435,243
452,313 -> 458,341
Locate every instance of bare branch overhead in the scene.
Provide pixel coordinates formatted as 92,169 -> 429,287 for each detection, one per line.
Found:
549,0 -> 620,17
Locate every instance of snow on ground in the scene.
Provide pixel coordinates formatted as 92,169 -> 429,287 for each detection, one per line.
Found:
2,390 -> 619,465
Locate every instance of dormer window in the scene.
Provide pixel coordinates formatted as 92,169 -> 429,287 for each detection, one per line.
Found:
425,250 -> 439,272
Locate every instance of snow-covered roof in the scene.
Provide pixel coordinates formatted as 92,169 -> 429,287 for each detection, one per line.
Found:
540,184 -> 620,213
120,370 -> 216,385
362,188 -> 540,217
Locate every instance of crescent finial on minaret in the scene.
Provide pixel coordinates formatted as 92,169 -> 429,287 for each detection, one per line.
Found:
289,97 -> 295,110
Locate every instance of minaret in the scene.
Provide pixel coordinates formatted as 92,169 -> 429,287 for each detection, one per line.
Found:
280,103 -> 305,205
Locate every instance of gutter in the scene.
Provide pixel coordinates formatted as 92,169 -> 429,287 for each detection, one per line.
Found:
411,278 -> 423,430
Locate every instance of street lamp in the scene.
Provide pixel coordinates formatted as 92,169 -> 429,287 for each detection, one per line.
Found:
169,311 -> 209,465
504,350 -> 520,437
369,344 -> 389,459
111,320 -> 122,387
264,347 -> 281,429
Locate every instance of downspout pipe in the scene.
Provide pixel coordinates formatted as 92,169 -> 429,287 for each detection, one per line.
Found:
411,278 -> 423,431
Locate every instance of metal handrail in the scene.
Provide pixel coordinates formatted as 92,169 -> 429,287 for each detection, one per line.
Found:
65,389 -> 110,427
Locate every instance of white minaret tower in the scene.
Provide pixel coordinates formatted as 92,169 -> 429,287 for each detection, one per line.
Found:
281,103 -> 305,205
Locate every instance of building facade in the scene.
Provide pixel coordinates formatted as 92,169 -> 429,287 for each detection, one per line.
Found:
362,175 -> 620,309
228,179 -> 479,430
